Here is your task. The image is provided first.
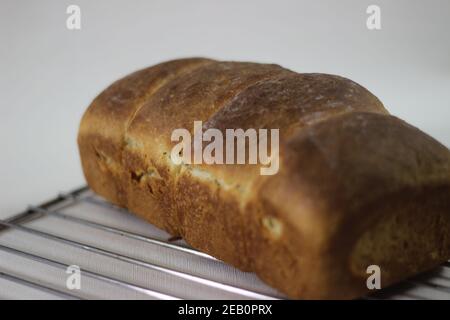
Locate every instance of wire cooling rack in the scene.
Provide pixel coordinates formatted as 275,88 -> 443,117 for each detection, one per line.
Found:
0,186 -> 449,300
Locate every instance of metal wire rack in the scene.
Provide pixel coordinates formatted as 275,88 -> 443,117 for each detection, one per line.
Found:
0,186 -> 449,300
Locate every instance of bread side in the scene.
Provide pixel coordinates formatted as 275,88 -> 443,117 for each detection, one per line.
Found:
78,58 -> 450,299
259,112 -> 450,298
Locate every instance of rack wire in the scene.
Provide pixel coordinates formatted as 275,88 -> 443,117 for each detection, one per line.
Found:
0,186 -> 449,300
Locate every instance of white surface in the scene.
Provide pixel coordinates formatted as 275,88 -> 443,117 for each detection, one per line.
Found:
1,0 -> 449,218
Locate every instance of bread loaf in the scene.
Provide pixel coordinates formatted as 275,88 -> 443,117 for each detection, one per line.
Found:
78,58 -> 450,299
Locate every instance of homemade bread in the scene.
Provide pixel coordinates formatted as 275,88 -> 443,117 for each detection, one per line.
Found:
78,58 -> 450,299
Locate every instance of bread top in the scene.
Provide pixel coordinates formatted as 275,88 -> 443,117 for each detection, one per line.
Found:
79,58 -> 214,162
115,59 -> 389,188
79,58 -> 450,245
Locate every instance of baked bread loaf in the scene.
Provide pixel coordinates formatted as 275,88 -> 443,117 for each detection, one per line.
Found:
78,58 -> 450,299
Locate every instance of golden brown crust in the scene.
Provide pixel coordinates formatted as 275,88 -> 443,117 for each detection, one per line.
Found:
78,58 -> 213,204
259,112 -> 450,298
78,58 -> 450,299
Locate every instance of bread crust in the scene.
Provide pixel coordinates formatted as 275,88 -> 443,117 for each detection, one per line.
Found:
78,58 -> 450,299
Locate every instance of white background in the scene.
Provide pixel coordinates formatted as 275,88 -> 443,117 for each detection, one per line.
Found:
1,0 -> 449,219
